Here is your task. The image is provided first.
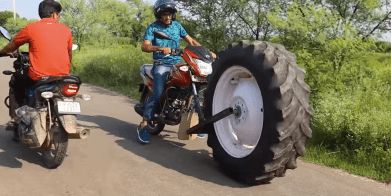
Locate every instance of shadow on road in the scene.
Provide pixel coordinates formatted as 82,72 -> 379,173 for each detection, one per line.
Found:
78,114 -> 249,188
0,125 -> 45,168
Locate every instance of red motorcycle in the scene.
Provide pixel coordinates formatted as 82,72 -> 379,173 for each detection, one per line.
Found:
135,31 -> 313,185
134,31 -> 219,138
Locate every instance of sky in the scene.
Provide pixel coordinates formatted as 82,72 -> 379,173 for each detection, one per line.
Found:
0,0 -> 390,42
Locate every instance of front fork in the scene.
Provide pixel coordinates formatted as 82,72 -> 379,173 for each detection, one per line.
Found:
189,72 -> 207,134
191,82 -> 205,124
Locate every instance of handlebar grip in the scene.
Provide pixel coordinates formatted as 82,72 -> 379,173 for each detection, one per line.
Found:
3,70 -> 13,75
171,48 -> 183,56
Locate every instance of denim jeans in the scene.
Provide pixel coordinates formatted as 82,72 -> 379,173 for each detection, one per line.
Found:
142,64 -> 172,121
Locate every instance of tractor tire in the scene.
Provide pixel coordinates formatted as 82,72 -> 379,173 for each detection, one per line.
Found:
204,40 -> 313,185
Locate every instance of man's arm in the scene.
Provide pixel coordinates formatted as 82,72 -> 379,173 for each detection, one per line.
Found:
183,35 -> 216,58
68,34 -> 73,62
0,26 -> 29,56
141,40 -> 171,55
184,35 -> 201,46
68,50 -> 72,62
0,40 -> 18,55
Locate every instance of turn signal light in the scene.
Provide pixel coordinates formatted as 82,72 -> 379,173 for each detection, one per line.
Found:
61,84 -> 79,97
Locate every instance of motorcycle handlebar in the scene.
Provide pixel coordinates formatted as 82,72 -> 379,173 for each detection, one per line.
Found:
153,48 -> 183,56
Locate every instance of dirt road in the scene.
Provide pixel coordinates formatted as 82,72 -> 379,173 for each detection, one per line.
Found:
0,57 -> 389,196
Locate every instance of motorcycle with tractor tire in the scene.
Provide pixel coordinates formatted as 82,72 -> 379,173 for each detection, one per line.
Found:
0,26 -> 91,169
136,31 -> 313,185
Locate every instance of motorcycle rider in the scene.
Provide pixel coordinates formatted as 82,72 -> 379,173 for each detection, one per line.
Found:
137,0 -> 215,143
0,0 -> 73,139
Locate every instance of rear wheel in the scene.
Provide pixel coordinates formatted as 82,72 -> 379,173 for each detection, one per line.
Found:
42,122 -> 68,169
140,88 -> 165,135
204,40 -> 313,185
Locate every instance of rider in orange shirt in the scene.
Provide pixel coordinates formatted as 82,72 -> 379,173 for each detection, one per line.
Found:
0,0 -> 73,134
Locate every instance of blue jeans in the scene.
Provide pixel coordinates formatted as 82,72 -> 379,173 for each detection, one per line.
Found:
143,64 -> 172,121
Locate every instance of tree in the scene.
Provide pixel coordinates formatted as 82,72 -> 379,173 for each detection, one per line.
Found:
225,0 -> 286,40
126,0 -> 155,45
60,0 -> 151,47
4,17 -> 37,36
0,11 -> 19,26
176,0 -> 239,52
309,0 -> 391,38
59,0 -> 94,49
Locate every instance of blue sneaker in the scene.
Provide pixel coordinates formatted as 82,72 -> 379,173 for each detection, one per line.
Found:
137,126 -> 149,143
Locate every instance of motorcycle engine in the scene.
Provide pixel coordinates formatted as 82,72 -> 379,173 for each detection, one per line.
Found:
163,87 -> 189,122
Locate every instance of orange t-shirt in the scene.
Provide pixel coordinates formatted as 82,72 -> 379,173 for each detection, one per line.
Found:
13,18 -> 73,81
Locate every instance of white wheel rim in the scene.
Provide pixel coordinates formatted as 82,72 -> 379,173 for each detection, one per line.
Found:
213,66 -> 264,158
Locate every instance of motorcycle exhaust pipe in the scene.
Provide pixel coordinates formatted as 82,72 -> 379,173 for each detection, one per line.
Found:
68,127 -> 90,139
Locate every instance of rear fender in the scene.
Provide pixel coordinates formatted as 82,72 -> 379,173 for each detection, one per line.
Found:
58,115 -> 77,134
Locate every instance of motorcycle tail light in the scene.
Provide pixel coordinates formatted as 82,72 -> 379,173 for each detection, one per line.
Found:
61,84 -> 79,97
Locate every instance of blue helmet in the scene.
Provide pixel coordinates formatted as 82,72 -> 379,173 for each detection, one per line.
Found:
154,0 -> 177,21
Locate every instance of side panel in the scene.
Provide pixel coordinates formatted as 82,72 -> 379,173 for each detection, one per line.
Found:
171,63 -> 191,87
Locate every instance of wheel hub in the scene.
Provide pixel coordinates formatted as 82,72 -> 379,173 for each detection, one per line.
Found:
213,66 -> 264,158
232,97 -> 247,125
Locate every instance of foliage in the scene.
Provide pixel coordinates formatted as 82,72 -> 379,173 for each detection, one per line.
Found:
4,17 -> 38,36
303,53 -> 391,181
310,0 -> 391,37
59,0 -> 95,49
59,0 -> 155,49
176,0 -> 240,53
126,0 -> 155,45
0,11 -> 19,26
71,44 -> 152,100
375,41 -> 391,52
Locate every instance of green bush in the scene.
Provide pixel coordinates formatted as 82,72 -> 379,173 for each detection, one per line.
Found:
71,44 -> 153,100
303,53 -> 391,181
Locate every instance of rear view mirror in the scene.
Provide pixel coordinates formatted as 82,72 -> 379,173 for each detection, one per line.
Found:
153,31 -> 171,40
0,26 -> 11,41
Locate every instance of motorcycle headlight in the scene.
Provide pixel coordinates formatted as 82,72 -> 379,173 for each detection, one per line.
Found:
194,59 -> 213,76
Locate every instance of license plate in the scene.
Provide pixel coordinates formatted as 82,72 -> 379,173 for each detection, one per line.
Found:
57,101 -> 81,114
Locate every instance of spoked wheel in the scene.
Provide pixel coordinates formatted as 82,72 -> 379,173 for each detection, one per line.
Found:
42,124 -> 68,169
204,40 -> 313,185
140,87 -> 165,135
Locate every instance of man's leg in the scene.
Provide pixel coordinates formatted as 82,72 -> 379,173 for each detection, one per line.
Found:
6,72 -> 34,134
6,73 -> 24,130
137,66 -> 171,143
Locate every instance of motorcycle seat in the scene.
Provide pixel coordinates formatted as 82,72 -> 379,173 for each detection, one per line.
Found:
33,74 -> 81,89
145,66 -> 153,78
141,64 -> 153,78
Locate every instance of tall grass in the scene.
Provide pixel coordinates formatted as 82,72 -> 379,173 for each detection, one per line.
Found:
71,44 -> 153,100
301,53 -> 391,182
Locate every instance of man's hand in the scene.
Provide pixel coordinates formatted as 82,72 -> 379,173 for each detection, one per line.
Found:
0,52 -> 13,57
210,52 -> 217,59
160,47 -> 171,55
0,40 -> 19,58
